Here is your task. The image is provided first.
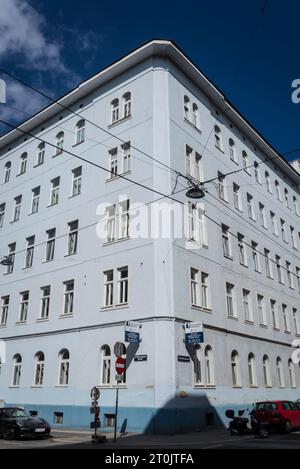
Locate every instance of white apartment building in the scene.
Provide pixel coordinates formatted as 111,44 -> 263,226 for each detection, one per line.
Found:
0,40 -> 299,433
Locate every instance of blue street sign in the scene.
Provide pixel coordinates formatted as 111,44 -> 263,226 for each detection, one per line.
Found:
184,322 -> 204,344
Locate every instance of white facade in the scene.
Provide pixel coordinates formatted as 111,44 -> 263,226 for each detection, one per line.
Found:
0,40 -> 299,433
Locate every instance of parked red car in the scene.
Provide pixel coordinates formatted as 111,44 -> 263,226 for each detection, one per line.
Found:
253,401 -> 300,433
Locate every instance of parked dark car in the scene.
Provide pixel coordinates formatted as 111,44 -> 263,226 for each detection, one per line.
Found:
253,401 -> 300,433
0,408 -> 51,440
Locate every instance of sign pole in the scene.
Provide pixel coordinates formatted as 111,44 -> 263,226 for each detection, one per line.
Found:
114,379 -> 119,443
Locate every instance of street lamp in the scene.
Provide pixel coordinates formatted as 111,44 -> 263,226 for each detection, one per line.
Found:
186,186 -> 205,199
0,256 -> 13,266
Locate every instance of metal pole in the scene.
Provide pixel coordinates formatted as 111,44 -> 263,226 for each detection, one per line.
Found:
114,379 -> 119,443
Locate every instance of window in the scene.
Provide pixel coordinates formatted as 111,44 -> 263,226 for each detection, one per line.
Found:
108,148 -> 118,178
31,187 -> 40,214
119,199 -> 130,239
286,261 -> 294,289
264,249 -> 273,278
282,304 -> 290,333
252,241 -> 261,272
50,177 -> 60,205
248,353 -> 257,387
192,103 -> 199,128
0,203 -> 5,227
242,151 -> 249,173
238,233 -> 247,266
270,212 -> 278,236
54,412 -> 64,425
0,296 -> 9,326
284,189 -> 290,209
123,92 -> 131,118
229,139 -> 236,162
67,220 -> 78,255
259,203 -> 267,228
290,226 -> 297,249
218,172 -> 226,200
257,294 -> 266,326
117,267 -> 128,305
19,152 -> 27,175
214,126 -> 222,150
204,346 -> 214,386
111,99 -> 119,124
226,282 -> 236,318
105,200 -> 130,242
55,131 -> 64,155
265,172 -> 272,193
40,286 -> 51,319
25,236 -> 35,268
34,352 -> 45,386
276,255 -> 283,283
193,345 -> 203,385
247,193 -> 255,220
222,225 -> 231,258
276,357 -> 285,387
12,354 -> 22,386
188,202 -> 206,245
45,228 -> 56,261
75,119 -> 85,144
293,196 -> 299,216
108,143 -> 131,179
122,142 -> 131,173
58,349 -> 70,385
184,95 -> 190,120
263,355 -> 271,387
185,145 -> 202,182
190,268 -> 210,309
233,183 -> 242,211
6,242 -> 16,274
4,161 -> 11,183
280,219 -> 287,242
19,291 -> 29,322
100,345 -> 111,385
297,267 -> 300,293
71,166 -> 82,196
63,280 -> 74,315
275,180 -> 281,201
12,195 -> 22,221
254,162 -> 261,183
288,360 -> 296,388
270,299 -> 278,330
104,270 -> 114,307
293,308 -> 299,335
242,289 -> 252,322
231,351 -> 241,387
106,204 -> 116,242
37,143 -> 45,165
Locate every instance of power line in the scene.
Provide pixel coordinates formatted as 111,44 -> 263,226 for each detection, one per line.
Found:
0,68 -> 180,177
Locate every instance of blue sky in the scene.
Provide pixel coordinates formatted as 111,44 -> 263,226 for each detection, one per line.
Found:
1,0 -> 300,161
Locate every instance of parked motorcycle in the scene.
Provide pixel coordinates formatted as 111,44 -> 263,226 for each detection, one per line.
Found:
225,408 -> 269,438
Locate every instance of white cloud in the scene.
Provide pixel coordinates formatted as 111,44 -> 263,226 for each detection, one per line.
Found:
0,0 -> 66,72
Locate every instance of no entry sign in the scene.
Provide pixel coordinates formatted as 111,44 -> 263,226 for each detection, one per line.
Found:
115,357 -> 125,375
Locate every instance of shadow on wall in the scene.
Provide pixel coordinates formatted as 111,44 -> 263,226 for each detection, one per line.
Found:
143,394 -> 225,435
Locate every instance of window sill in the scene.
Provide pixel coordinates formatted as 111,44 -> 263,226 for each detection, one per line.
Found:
244,320 -> 254,325
215,145 -> 224,154
183,118 -> 202,134
47,203 -> 59,208
59,314 -> 74,319
9,386 -> 20,389
228,316 -> 238,321
15,321 -> 27,326
10,220 -> 19,224
52,152 -> 63,158
16,172 -> 25,178
72,141 -> 85,148
36,317 -> 49,323
64,253 -> 77,258
68,193 -> 81,199
273,328 -> 280,332
31,385 -> 43,389
55,385 -> 69,388
259,324 -> 268,329
187,239 -> 208,249
240,263 -> 248,268
232,386 -> 243,389
28,211 -> 38,216
264,385 -> 273,389
101,304 -> 129,311
97,384 -> 127,389
224,254 -> 233,261
33,163 -> 44,168
0,324 -> 7,328
284,331 -> 291,335
108,115 -> 132,129
249,386 -> 258,389
194,385 -> 216,389
22,266 -> 32,271
42,260 -> 54,264
191,305 -> 212,313
106,170 -> 131,182
103,237 -> 130,247
230,158 -> 239,166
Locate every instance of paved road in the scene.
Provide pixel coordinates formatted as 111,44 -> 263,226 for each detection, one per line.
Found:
1,429 -> 300,449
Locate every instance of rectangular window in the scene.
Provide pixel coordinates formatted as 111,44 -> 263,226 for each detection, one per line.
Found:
226,283 -> 236,318
108,148 -> 118,179
6,242 -> 16,274
19,291 -> 29,323
188,202 -> 206,245
296,267 -> 300,293
264,249 -> 273,278
276,255 -> 283,283
233,184 -> 242,211
0,296 -> 9,326
117,266 -> 128,304
45,228 -> 56,262
63,280 -> 74,315
190,268 -> 210,309
13,195 -> 22,222
293,308 -> 299,335
71,167 -> 82,197
37,145 -> 45,165
280,219 -> 287,243
270,212 -> 278,236
282,304 -> 290,332
119,200 -> 130,239
122,142 -> 131,174
25,236 -> 35,268
286,261 -> 294,289
67,220 -> 78,255
290,226 -> 297,249
218,173 -> 226,201
0,203 -> 5,227
247,193 -> 255,220
259,203 -> 267,228
186,145 -> 202,182
50,177 -> 60,205
104,270 -> 114,307
40,286 -> 51,319
105,201 -> 130,243
243,289 -> 252,322
238,233 -> 247,266
270,299 -> 278,330
252,241 -> 260,272
257,294 -> 266,326
31,187 -> 40,214
222,224 -> 231,258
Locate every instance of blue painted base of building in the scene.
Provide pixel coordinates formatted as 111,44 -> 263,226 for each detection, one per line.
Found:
6,401 -> 256,434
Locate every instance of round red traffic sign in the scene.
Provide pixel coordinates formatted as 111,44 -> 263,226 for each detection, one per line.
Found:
115,357 -> 125,375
